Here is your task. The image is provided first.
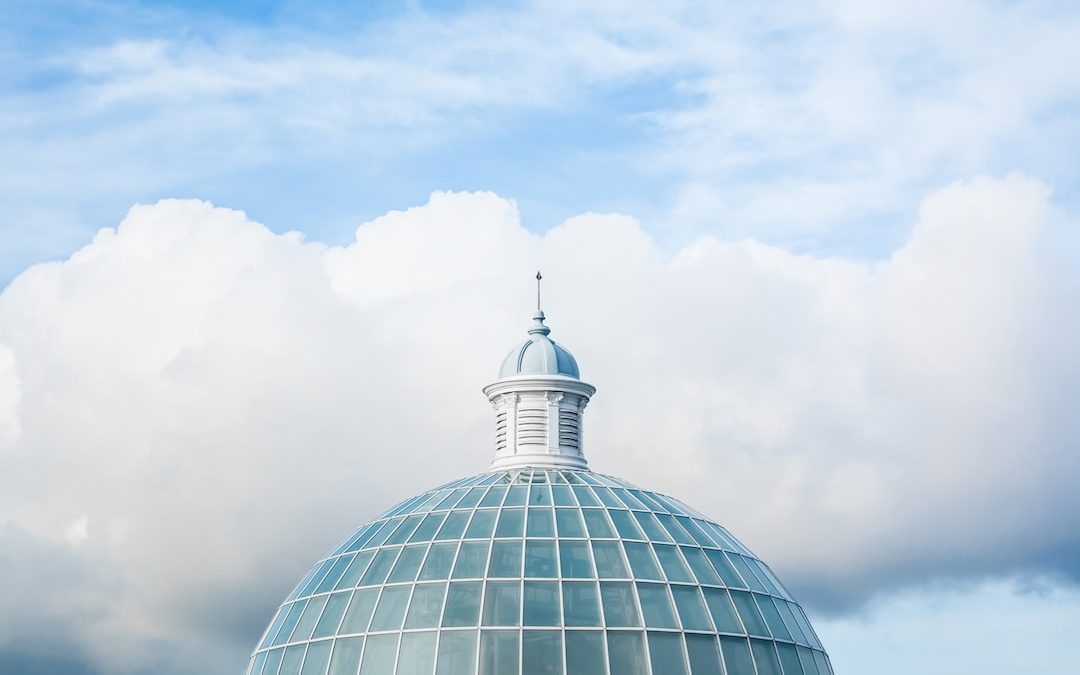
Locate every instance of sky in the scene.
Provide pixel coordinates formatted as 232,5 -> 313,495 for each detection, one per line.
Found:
1,1 -> 1079,674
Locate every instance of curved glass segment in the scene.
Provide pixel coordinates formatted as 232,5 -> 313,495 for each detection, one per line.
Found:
248,468 -> 833,675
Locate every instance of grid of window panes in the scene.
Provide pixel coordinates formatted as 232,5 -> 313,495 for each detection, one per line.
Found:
248,469 -> 833,675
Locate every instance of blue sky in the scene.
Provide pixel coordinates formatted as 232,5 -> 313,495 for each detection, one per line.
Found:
1,1 -> 1080,674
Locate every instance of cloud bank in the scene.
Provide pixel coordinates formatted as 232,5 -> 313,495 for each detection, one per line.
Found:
5,1 -> 1080,276
0,176 -> 1078,673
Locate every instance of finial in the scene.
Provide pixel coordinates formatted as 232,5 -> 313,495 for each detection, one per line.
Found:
530,270 -> 550,336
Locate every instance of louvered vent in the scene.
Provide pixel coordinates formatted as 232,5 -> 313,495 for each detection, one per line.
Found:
558,408 -> 580,450
495,409 -> 508,452
517,407 -> 547,444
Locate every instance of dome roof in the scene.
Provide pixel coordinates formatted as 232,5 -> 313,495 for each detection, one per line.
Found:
248,467 -> 834,675
498,311 -> 580,379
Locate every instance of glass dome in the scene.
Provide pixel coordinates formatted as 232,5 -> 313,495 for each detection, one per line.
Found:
246,467 -> 834,675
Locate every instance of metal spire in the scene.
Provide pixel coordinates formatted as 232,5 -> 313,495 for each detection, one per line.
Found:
536,270 -> 542,311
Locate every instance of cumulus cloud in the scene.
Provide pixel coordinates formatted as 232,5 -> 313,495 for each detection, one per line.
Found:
0,177 -> 1078,673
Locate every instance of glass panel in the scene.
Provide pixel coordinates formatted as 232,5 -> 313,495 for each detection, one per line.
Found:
674,517 -> 715,547
729,555 -> 769,593
442,582 -> 483,627
612,488 -> 649,510
494,509 -> 525,538
397,631 -> 437,675
623,542 -> 663,580
648,632 -> 688,675
592,487 -> 623,508
299,640 -> 332,675
419,542 -> 458,581
671,586 -> 713,631
775,600 -> 808,644
278,645 -> 306,675
248,653 -> 265,675
436,511 -> 471,541
525,540 -> 558,578
704,549 -> 747,589
653,544 -> 694,582
263,648 -> 285,675
555,508 -> 586,538
629,490 -> 668,513
504,486 -> 528,506
777,643 -> 805,675
608,510 -> 645,539
339,588 -> 379,634
523,630 -> 564,675
406,582 -> 447,629
335,551 -> 376,591
637,583 -> 679,628
410,513 -> 448,543
751,560 -> 785,597
456,486 -> 487,509
388,545 -> 428,583
480,629 -> 519,675
316,556 -> 356,594
797,647 -> 820,675
730,591 -> 770,637
343,525 -> 380,554
591,541 -> 629,578
552,485 -> 576,506
529,484 -> 553,506
385,515 -> 424,545
680,547 -> 721,586
684,634 -> 722,675
433,489 -> 467,511
559,540 -> 594,578
701,588 -> 742,634
260,606 -> 289,649
466,510 -> 499,539
370,586 -> 412,631
756,595 -> 792,641
523,581 -> 561,626
562,581 -> 602,627
565,631 -> 606,675
488,539 -> 524,578
599,581 -> 641,627
718,636 -> 755,674
452,542 -> 491,579
360,548 -> 401,586
290,595 -> 329,641
365,517 -> 403,549
527,508 -> 556,537
751,639 -> 783,675
483,581 -> 521,626
702,523 -> 742,553
654,513 -> 696,545
273,601 -> 307,645
606,631 -> 648,675
479,486 -> 507,507
582,510 -> 615,538
791,605 -> 821,649
313,591 -> 351,638
571,486 -> 600,507
632,511 -> 672,542
813,650 -> 832,675
359,634 -> 398,675
435,629 -> 478,675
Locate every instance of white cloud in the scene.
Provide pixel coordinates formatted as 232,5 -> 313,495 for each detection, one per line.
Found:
0,345 -> 18,447
0,177 -> 1078,673
6,0 -> 1080,270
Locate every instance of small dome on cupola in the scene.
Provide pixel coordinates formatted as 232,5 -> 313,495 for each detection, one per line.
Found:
498,310 -> 581,379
